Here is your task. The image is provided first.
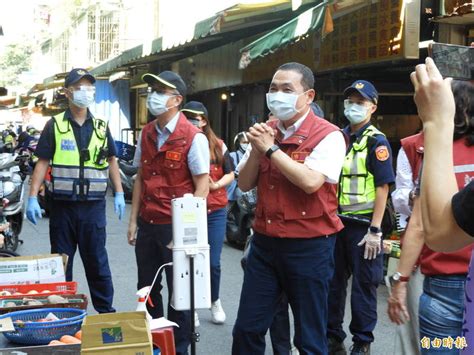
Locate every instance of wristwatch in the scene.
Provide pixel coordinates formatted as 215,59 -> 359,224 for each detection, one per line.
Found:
392,271 -> 410,283
265,144 -> 280,159
369,225 -> 382,234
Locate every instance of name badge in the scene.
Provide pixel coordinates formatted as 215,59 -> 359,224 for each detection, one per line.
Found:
166,151 -> 182,161
291,151 -> 309,163
60,139 -> 76,151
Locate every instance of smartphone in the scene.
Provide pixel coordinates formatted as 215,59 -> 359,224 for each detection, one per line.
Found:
428,42 -> 473,81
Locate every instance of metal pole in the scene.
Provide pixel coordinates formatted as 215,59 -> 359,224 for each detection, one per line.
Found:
190,255 -> 198,355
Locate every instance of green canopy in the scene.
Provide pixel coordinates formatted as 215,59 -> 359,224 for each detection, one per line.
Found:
239,1 -> 327,69
90,44 -> 144,77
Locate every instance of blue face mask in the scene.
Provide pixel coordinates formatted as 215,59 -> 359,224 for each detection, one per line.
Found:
147,92 -> 172,117
72,88 -> 95,108
344,103 -> 370,125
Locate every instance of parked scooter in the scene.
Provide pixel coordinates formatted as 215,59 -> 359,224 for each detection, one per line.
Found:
117,158 -> 137,202
226,188 -> 257,248
0,151 -> 28,252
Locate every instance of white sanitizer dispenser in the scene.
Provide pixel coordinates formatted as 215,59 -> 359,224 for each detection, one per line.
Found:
171,194 -> 211,311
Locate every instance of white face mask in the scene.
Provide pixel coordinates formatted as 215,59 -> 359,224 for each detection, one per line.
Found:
240,143 -> 249,152
147,92 -> 174,117
344,101 -> 370,125
266,91 -> 306,121
71,88 -> 95,108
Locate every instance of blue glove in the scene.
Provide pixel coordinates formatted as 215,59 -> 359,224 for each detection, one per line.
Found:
26,196 -> 42,225
114,192 -> 126,220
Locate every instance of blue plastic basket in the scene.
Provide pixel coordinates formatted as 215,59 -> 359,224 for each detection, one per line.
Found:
0,308 -> 86,345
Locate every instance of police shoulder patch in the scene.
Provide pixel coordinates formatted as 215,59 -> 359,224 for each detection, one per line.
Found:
375,145 -> 389,161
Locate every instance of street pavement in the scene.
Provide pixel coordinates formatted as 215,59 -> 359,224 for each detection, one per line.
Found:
14,193 -> 396,354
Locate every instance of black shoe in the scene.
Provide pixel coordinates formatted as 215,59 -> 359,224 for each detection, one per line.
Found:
350,342 -> 370,355
328,337 -> 347,355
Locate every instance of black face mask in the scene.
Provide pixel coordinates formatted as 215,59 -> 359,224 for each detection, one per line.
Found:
187,118 -> 201,128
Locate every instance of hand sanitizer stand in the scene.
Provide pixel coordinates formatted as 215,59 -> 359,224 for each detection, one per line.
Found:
171,194 -> 211,355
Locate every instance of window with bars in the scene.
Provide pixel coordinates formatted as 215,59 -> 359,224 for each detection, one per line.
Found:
54,31 -> 70,72
88,6 -> 120,64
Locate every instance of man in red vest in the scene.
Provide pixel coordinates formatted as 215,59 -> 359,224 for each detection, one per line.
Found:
127,71 -> 210,355
232,62 -> 347,354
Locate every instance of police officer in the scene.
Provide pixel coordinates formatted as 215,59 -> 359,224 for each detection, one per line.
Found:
127,71 -> 209,355
232,62 -> 346,354
26,68 -> 125,313
327,80 -> 395,355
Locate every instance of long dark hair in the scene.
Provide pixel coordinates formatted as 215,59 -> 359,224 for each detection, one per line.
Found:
186,112 -> 223,165
452,80 -> 474,146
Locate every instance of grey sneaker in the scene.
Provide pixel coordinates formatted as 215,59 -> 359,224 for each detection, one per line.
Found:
350,342 -> 370,355
328,337 -> 347,355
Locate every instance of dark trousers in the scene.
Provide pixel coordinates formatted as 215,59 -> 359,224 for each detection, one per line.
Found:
270,293 -> 291,355
208,208 -> 226,302
327,220 -> 383,344
241,236 -> 292,354
135,220 -> 191,355
49,199 -> 114,313
232,232 -> 336,355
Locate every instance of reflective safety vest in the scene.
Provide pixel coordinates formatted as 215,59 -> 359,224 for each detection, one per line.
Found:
339,125 -> 384,215
48,112 -> 109,201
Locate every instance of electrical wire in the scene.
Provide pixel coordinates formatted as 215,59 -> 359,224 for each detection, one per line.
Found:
144,262 -> 173,305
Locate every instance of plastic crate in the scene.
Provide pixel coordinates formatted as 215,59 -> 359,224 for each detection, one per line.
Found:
0,282 -> 77,299
0,294 -> 88,314
0,308 -> 86,345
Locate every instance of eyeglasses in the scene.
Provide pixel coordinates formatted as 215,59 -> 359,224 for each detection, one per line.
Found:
344,99 -> 372,108
69,85 -> 95,93
147,87 -> 179,96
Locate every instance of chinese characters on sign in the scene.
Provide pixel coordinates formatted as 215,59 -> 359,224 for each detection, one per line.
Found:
316,0 -> 406,71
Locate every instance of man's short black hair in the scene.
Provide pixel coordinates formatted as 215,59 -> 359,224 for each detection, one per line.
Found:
277,62 -> 314,91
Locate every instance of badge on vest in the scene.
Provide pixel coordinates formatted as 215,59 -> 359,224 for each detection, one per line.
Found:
375,145 -> 390,161
60,139 -> 76,151
291,151 -> 309,163
165,151 -> 182,161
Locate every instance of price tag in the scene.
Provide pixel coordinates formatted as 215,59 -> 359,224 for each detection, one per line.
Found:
0,317 -> 15,332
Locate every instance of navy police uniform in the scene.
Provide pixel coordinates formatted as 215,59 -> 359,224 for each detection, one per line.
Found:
327,83 -> 395,348
35,108 -> 117,313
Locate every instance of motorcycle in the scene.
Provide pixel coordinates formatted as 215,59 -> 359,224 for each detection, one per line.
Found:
0,152 -> 28,253
118,158 -> 137,201
226,188 -> 257,248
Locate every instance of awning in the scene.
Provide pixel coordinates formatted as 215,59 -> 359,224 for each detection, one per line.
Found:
90,0 -> 320,78
239,1 -> 330,69
90,44 -> 145,77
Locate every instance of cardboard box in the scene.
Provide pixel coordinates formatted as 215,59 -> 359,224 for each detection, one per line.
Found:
0,254 -> 66,285
81,311 -> 153,355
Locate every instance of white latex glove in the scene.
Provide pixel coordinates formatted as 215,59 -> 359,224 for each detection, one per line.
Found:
357,229 -> 382,260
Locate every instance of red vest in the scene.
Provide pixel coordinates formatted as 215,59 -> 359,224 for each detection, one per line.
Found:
207,139 -> 228,213
402,133 -> 474,276
253,111 -> 344,238
139,113 -> 201,224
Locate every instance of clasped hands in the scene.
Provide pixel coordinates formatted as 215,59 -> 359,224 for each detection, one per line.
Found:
247,123 -> 276,155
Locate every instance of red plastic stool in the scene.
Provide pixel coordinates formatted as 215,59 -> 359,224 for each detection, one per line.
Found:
151,327 -> 176,355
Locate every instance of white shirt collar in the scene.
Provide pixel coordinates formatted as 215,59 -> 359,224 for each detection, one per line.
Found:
276,108 -> 311,140
156,111 -> 180,135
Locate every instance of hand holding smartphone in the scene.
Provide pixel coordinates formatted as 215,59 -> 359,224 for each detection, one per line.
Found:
428,42 -> 473,81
